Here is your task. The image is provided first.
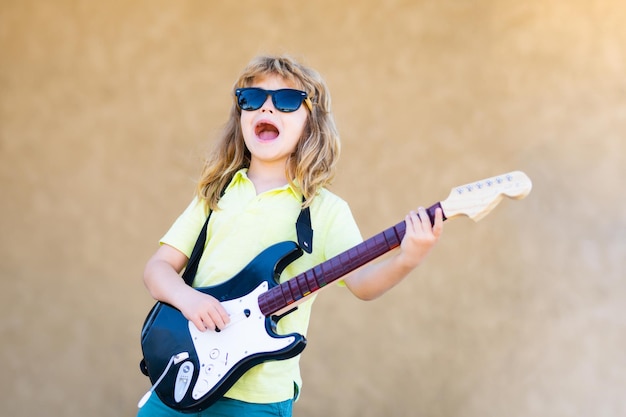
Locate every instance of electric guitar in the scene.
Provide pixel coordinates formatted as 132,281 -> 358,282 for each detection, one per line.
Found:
139,171 -> 532,412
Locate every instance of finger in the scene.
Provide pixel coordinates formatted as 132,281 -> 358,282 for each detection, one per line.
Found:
200,313 -> 216,331
221,307 -> 231,325
432,208 -> 444,237
211,303 -> 233,331
192,317 -> 207,332
405,211 -> 419,233
417,207 -> 432,231
209,309 -> 227,331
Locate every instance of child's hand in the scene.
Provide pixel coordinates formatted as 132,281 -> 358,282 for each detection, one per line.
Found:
143,244 -> 232,332
179,290 -> 231,332
343,206 -> 444,300
397,206 -> 443,269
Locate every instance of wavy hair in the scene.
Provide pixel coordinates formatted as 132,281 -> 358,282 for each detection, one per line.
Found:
196,55 -> 340,210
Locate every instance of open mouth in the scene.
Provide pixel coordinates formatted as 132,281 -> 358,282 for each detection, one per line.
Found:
254,122 -> 280,141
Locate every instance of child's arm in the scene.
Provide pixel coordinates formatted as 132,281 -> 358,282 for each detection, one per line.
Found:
143,244 -> 231,332
343,207 -> 444,300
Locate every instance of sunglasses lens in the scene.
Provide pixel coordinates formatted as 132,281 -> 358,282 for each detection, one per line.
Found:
236,88 -> 307,113
273,90 -> 306,112
237,88 -> 267,111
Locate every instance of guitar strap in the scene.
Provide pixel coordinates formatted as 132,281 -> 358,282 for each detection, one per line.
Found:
181,211 -> 213,286
181,196 -> 313,287
296,197 -> 313,254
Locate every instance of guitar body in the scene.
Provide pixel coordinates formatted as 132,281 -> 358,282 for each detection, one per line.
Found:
140,241 -> 306,412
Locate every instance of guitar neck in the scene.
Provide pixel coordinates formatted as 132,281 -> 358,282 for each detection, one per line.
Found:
258,202 -> 445,317
257,170 -> 532,317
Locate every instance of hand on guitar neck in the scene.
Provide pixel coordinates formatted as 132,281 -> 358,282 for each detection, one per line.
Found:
342,206 -> 444,301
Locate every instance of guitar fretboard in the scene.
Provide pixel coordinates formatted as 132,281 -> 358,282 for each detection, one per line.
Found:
257,203 -> 444,316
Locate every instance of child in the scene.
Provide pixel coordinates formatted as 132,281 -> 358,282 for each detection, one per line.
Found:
139,54 -> 443,416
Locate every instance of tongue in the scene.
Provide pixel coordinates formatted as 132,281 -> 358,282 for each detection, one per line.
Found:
257,123 -> 279,140
258,130 -> 279,140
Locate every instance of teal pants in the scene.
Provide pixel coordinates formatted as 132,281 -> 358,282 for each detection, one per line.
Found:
137,394 -> 293,417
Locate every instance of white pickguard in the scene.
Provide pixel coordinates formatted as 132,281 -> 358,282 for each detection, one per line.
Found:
187,282 -> 296,400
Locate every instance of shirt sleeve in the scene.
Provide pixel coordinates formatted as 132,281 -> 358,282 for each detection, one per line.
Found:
317,194 -> 363,261
159,197 -> 208,258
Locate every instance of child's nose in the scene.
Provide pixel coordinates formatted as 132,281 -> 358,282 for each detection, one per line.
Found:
260,96 -> 275,113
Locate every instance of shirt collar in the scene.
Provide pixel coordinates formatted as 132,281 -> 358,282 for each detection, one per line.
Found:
226,168 -> 303,201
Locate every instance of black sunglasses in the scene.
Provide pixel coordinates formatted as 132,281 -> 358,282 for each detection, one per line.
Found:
235,88 -> 313,113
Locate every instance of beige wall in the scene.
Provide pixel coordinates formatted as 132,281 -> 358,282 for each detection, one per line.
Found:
1,1 -> 625,416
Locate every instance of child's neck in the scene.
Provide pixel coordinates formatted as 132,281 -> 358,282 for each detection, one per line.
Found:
247,164 -> 289,195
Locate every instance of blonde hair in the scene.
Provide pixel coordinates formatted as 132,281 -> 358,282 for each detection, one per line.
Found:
196,55 -> 340,210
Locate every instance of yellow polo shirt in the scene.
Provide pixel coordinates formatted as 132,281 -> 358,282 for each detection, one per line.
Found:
160,169 -> 362,403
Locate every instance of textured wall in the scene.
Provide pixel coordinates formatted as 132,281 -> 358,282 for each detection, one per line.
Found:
1,1 -> 625,416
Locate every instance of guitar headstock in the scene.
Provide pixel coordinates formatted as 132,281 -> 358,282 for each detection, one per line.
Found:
440,171 -> 532,222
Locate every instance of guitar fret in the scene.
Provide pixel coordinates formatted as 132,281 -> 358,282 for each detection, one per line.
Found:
258,291 -> 270,313
328,257 -> 343,281
296,274 -> 311,296
383,224 -> 403,249
263,288 -> 281,312
304,270 -> 320,293
280,284 -> 294,305
339,252 -> 352,272
288,279 -> 303,301
312,265 -> 326,287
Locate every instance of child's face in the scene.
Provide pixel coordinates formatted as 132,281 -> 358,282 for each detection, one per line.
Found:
240,74 -> 308,176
